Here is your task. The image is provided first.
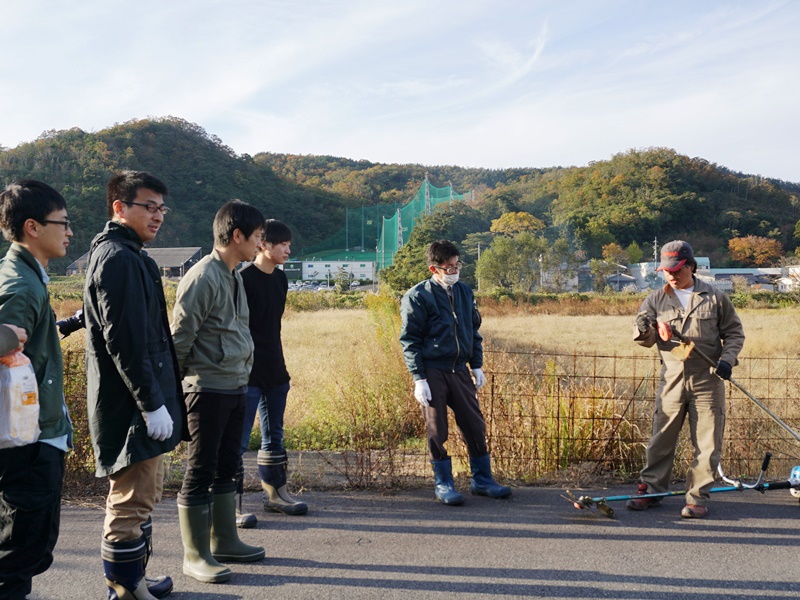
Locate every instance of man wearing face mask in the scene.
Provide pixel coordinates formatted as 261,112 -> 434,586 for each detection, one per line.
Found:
400,240 -> 510,506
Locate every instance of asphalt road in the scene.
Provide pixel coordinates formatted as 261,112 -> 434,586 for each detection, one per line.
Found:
29,484 -> 800,599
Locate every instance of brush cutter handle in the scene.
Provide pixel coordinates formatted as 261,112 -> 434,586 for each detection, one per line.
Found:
669,327 -> 800,444
761,452 -> 772,473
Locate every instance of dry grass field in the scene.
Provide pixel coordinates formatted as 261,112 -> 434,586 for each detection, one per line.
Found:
53,292 -> 800,489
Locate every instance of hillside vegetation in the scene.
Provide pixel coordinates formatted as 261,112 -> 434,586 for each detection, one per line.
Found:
2,117 -> 798,275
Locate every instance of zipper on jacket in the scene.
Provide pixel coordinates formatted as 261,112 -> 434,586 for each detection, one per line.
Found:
448,288 -> 460,372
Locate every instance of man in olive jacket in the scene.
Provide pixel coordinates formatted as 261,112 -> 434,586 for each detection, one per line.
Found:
628,240 -> 745,519
171,200 -> 265,584
0,180 -> 73,600
84,171 -> 188,599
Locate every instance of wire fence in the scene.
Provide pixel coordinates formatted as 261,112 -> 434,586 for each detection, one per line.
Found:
61,349 -> 800,494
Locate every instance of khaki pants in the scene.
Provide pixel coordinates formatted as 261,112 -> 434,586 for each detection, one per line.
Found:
641,368 -> 725,506
103,455 -> 164,542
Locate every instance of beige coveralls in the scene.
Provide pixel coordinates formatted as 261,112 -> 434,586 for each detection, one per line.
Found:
634,277 -> 745,505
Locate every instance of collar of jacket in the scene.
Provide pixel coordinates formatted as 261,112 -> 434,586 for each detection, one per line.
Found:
209,248 -> 236,276
90,221 -> 145,255
7,242 -> 46,285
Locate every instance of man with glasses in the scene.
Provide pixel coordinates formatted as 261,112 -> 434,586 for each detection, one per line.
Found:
400,240 -> 511,506
83,171 -> 187,598
0,180 -> 73,600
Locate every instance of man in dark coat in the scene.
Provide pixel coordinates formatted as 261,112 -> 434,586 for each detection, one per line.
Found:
84,171 -> 188,599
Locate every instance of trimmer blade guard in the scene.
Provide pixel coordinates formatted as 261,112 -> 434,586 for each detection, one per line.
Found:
670,340 -> 694,361
791,466 -> 800,498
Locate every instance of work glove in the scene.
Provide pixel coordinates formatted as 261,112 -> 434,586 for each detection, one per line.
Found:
143,405 -> 173,442
414,379 -> 432,407
715,360 -> 732,381
472,368 -> 486,389
635,311 -> 655,335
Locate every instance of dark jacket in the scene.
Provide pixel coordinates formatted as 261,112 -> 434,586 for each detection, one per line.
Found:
0,243 -> 72,441
84,222 -> 188,477
399,277 -> 483,380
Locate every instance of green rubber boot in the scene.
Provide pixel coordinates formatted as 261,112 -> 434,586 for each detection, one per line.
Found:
177,503 -> 231,583
210,491 -> 266,563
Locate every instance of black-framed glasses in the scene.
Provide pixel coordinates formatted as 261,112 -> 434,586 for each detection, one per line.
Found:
37,218 -> 72,230
124,201 -> 171,215
434,261 -> 463,275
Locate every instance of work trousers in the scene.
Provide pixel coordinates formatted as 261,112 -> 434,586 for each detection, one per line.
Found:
641,368 -> 726,505
103,455 -> 164,542
423,367 -> 488,462
0,443 -> 64,600
179,391 -> 245,505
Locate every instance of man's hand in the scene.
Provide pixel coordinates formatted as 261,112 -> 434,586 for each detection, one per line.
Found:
472,368 -> 486,389
715,360 -> 732,380
635,312 -> 655,335
414,379 -> 432,407
1,324 -> 26,354
143,405 -> 173,442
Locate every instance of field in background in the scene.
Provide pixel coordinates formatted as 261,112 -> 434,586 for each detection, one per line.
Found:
53,283 -> 800,493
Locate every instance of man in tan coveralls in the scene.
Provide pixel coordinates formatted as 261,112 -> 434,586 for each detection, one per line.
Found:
627,240 -> 745,519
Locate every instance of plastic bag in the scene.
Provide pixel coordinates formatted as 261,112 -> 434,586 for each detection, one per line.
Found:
0,350 -> 40,449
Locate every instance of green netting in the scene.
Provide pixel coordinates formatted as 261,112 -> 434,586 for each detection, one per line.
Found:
298,178 -> 470,267
300,204 -> 399,258
377,179 -> 470,269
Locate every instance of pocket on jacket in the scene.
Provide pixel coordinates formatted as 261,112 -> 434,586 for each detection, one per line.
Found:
688,308 -> 716,339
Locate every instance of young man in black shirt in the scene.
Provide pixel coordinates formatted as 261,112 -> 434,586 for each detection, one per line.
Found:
236,219 -> 306,528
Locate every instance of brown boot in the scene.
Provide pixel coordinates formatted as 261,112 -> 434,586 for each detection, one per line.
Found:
625,483 -> 663,511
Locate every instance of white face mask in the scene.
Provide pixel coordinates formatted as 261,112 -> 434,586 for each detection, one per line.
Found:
439,273 -> 459,286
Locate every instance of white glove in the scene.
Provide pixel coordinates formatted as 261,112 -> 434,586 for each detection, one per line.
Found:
143,405 -> 173,442
472,368 -> 486,389
414,379 -> 432,407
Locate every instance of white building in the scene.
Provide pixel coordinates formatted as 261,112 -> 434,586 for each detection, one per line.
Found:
301,260 -> 375,282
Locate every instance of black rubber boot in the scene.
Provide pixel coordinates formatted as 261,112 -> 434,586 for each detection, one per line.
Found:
257,450 -> 308,515
102,535 -> 158,599
235,456 -> 257,529
140,517 -> 173,598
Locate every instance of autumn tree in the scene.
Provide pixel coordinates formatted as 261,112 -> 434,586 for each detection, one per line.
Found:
489,211 -> 545,236
728,235 -> 784,266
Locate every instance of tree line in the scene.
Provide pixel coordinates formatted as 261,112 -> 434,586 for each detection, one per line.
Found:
2,119 -> 797,279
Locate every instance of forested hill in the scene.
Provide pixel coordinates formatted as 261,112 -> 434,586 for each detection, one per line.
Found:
1,116 -> 798,273
259,148 -> 800,265
0,117 -> 349,273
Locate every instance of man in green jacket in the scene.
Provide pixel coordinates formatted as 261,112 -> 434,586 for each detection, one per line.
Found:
171,200 -> 265,584
0,179 -> 73,600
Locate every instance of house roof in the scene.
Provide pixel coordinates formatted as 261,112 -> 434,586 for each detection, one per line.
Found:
67,247 -> 202,271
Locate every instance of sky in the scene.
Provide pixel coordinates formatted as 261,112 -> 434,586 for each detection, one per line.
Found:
2,0 -> 799,182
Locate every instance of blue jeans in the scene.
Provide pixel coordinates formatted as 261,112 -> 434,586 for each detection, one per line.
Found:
240,383 -> 291,455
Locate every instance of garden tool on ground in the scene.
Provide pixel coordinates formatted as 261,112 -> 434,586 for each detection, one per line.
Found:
563,452 -> 800,518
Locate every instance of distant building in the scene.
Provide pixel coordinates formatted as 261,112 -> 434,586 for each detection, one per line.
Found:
66,247 -> 202,277
300,260 -> 375,283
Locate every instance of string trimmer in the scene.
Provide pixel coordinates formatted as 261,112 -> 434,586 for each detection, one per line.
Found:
668,326 -> 800,444
563,453 -> 800,518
